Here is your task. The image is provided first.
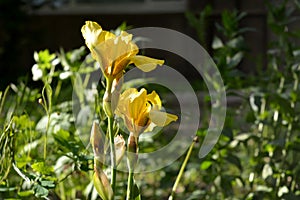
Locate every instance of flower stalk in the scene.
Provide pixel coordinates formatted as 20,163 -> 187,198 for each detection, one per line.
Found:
127,170 -> 134,200
126,133 -> 138,200
108,116 -> 116,192
103,78 -> 117,194
168,136 -> 199,200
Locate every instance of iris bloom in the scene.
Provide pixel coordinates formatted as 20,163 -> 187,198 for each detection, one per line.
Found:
116,88 -> 178,137
81,21 -> 164,79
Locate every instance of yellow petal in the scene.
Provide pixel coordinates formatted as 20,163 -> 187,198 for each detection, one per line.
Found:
111,37 -> 138,76
130,55 -> 164,72
119,31 -> 133,43
81,21 -> 115,47
129,88 -> 147,120
120,88 -> 138,104
115,88 -> 137,117
147,90 -> 162,110
81,21 -> 102,49
82,21 -> 116,66
149,110 -> 178,127
94,32 -> 138,76
81,21 -> 102,39
98,30 -> 115,42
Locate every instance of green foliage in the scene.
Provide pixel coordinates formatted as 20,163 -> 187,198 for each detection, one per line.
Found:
186,7 -> 252,89
212,10 -> 250,88
180,2 -> 300,199
185,6 -> 212,49
0,46 -> 98,199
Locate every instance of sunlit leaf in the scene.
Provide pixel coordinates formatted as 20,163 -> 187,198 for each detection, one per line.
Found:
212,37 -> 223,49
41,180 -> 55,188
18,190 -> 34,197
200,160 -> 212,170
262,164 -> 273,179
31,162 -> 53,175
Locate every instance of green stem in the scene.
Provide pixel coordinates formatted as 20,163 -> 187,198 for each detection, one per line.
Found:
126,169 -> 134,200
43,113 -> 50,160
108,116 -> 117,194
104,78 -> 117,197
0,86 -> 10,117
41,85 -> 51,161
54,79 -> 62,99
168,136 -> 198,200
126,133 -> 138,200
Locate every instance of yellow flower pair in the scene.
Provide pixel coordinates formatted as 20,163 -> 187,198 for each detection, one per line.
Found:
82,21 -> 177,136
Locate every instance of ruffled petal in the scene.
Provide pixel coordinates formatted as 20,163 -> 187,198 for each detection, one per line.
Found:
81,21 -> 102,49
130,55 -> 164,72
147,90 -> 162,110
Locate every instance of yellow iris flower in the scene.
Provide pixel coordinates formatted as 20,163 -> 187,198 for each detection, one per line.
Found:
81,21 -> 164,79
116,88 -> 178,137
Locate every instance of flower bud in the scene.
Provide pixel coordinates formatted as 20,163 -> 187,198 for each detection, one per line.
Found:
103,90 -> 113,118
93,164 -> 113,200
114,135 -> 126,166
90,121 -> 105,163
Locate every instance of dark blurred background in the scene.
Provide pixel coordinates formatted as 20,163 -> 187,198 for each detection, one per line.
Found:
0,0 -> 268,90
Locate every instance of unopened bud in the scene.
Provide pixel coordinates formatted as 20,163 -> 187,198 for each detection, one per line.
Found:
90,121 -> 105,163
93,165 -> 113,200
114,135 -> 126,166
103,91 -> 113,117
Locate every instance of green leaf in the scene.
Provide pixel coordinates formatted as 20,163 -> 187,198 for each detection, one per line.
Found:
262,164 -> 273,179
0,187 -> 18,192
220,175 -> 234,196
256,185 -> 272,192
15,154 -> 32,169
18,190 -> 35,197
200,160 -> 212,170
41,180 -> 55,188
278,186 -> 289,197
227,52 -> 244,68
34,184 -> 49,198
235,133 -> 251,141
212,37 -> 223,49
73,73 -> 85,104
13,115 -> 35,129
225,154 -> 242,171
54,129 -> 70,142
132,182 -> 141,200
53,129 -> 84,154
227,36 -> 244,48
31,162 -> 53,175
